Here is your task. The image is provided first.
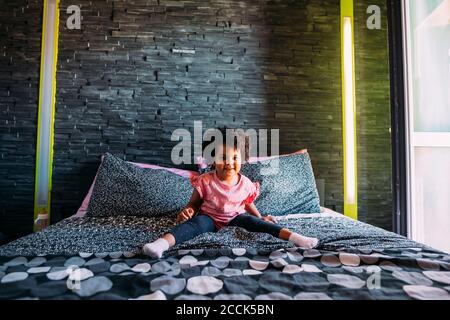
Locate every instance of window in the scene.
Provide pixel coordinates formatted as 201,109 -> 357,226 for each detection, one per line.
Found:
403,0 -> 450,252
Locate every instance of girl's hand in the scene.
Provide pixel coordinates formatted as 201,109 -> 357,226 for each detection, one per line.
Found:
176,207 -> 195,223
262,215 -> 277,223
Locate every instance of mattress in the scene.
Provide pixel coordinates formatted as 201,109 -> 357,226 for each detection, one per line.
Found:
0,209 -> 449,300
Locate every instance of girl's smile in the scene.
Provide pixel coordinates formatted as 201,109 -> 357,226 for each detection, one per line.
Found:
214,145 -> 242,185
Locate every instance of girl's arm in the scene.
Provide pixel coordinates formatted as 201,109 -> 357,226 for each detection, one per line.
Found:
244,202 -> 262,218
177,189 -> 202,222
186,189 -> 202,212
245,203 -> 277,223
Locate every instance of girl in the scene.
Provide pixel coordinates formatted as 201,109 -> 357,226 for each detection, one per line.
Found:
143,139 -> 319,258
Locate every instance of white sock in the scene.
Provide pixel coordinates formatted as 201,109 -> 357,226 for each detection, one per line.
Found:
143,238 -> 170,259
288,233 -> 319,249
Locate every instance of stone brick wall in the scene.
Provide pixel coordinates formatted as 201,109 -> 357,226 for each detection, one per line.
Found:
355,0 -> 392,230
52,0 -> 346,224
0,0 -> 42,237
0,0 -> 393,237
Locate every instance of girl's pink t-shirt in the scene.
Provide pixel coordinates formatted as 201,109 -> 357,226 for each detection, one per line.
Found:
190,171 -> 260,229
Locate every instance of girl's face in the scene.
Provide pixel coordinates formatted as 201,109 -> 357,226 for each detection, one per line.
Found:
214,144 -> 242,180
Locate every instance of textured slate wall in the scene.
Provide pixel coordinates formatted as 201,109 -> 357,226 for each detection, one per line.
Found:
0,0 -> 42,237
52,0 -> 346,224
355,0 -> 392,230
0,0 -> 393,237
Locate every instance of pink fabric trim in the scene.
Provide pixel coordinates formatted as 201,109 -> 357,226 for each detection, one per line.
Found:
73,172 -> 99,218
244,181 -> 260,204
195,149 -> 308,169
131,161 -> 196,179
73,156 -> 198,218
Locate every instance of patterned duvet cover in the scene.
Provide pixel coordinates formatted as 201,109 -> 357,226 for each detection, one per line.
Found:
1,212 -> 449,300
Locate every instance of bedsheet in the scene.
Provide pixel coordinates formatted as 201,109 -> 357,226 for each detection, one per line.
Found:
1,212 -> 449,300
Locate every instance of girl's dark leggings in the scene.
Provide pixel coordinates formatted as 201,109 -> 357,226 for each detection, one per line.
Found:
169,213 -> 283,244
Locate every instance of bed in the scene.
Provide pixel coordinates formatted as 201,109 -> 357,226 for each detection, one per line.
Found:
2,152 -> 450,300
1,207 -> 449,300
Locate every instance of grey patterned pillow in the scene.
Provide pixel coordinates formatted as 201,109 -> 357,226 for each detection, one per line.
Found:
240,152 -> 321,215
86,153 -> 193,217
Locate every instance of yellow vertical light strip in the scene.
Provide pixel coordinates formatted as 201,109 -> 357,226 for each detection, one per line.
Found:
341,0 -> 358,220
34,0 -> 60,231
